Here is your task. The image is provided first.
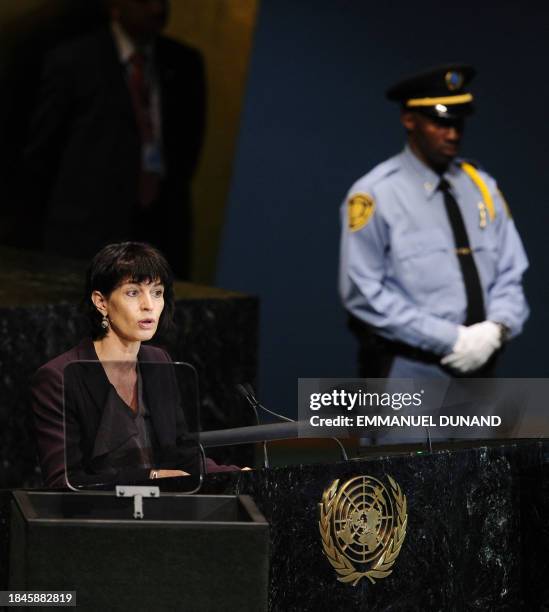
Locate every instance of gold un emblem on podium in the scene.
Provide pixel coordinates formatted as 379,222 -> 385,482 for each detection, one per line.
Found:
319,475 -> 407,586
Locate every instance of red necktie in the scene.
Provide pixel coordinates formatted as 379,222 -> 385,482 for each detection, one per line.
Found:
128,52 -> 159,208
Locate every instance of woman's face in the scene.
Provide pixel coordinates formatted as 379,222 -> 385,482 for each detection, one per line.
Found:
95,278 -> 165,343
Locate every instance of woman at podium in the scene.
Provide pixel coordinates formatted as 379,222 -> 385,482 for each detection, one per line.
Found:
31,242 -> 239,487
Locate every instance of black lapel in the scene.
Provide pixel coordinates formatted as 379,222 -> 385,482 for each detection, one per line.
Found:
72,338 -> 111,418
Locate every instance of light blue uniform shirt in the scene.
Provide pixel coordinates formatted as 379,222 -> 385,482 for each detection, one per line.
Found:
339,146 -> 529,356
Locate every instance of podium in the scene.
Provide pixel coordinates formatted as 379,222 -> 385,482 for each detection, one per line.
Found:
9,491 -> 269,612
2,441 -> 548,610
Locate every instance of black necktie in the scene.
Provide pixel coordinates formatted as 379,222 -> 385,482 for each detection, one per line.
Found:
439,178 -> 485,325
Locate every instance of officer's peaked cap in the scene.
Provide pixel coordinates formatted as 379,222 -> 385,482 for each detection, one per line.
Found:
386,63 -> 476,119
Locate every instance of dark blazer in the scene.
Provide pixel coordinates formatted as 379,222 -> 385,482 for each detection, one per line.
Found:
23,26 -> 205,274
31,338 -> 236,488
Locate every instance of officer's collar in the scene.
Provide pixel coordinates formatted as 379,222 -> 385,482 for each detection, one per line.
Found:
402,145 -> 460,200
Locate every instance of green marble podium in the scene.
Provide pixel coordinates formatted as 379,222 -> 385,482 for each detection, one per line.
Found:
1,441 -> 548,611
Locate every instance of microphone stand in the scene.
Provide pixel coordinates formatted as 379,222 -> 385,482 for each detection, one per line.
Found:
236,384 -> 348,463
236,384 -> 270,468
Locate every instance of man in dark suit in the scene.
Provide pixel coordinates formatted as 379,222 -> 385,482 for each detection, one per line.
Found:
24,0 -> 206,278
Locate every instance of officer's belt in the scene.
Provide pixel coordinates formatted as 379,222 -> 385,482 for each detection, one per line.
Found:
348,316 -> 440,365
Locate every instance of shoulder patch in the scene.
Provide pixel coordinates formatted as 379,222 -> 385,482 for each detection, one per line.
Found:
348,193 -> 375,232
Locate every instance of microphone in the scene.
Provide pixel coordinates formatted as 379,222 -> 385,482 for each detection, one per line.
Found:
236,384 -> 270,468
237,383 -> 293,423
236,383 -> 348,462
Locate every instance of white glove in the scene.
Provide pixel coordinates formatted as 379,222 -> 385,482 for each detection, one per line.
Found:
441,322 -> 502,374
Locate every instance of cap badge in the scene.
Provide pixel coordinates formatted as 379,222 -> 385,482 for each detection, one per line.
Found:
445,70 -> 463,91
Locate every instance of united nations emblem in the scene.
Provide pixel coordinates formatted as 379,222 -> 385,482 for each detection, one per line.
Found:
319,475 -> 407,586
348,193 -> 375,232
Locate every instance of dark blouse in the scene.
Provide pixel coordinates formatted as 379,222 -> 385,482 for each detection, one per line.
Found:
93,369 -> 156,473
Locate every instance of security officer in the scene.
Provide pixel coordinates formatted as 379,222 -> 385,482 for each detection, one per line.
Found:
339,64 -> 529,378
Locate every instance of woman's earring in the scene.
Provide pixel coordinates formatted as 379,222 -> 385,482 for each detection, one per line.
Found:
101,315 -> 109,330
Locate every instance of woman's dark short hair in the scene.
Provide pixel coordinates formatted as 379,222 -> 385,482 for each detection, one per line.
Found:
84,242 -> 175,340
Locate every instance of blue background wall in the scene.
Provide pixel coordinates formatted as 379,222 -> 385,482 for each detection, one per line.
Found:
217,0 -> 549,416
